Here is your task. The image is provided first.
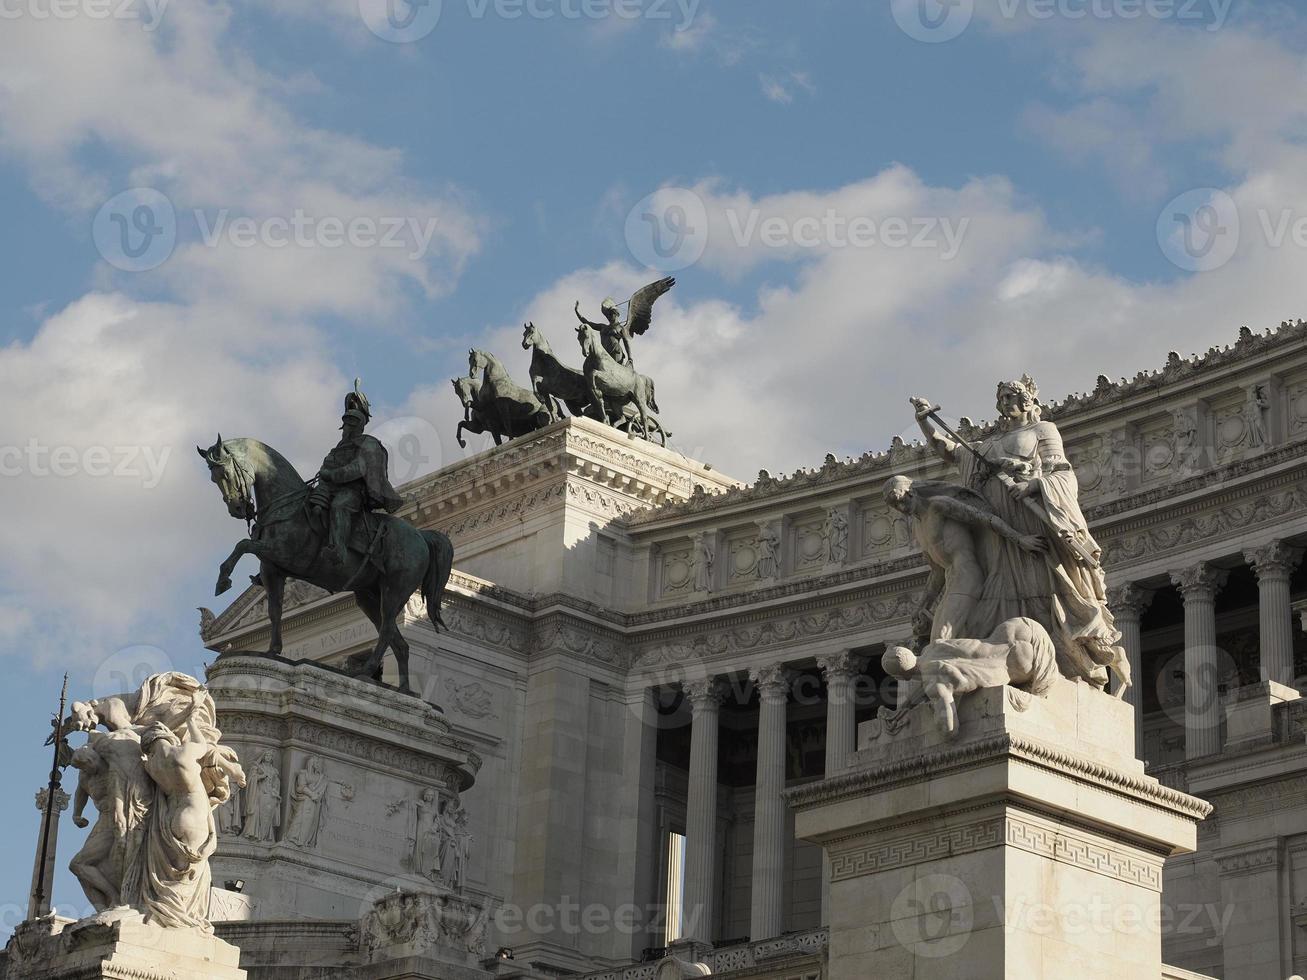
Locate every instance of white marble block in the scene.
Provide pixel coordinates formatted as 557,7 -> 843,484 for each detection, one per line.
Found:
790,682 -> 1213,980
5,914 -> 246,980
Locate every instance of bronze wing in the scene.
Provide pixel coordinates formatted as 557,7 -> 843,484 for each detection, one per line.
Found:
625,276 -> 676,336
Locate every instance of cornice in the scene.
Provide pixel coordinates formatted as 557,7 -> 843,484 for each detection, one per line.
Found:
785,732 -> 1213,822
624,320 -> 1307,527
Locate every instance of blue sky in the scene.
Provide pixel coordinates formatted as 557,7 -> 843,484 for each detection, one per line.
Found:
2,0 -> 1306,930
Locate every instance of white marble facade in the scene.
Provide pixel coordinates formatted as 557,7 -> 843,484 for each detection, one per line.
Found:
198,321 -> 1307,980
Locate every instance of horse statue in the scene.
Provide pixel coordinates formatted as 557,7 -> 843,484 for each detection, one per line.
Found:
522,322 -> 672,443
451,374 -> 542,448
469,349 -> 551,440
199,436 -> 453,693
523,321 -> 590,421
575,323 -> 666,446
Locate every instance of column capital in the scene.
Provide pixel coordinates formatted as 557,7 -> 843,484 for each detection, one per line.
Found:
34,787 -> 69,813
817,651 -> 862,683
1170,562 -> 1229,600
749,663 -> 791,701
684,678 -> 726,711
1106,583 -> 1155,620
1244,540 -> 1304,581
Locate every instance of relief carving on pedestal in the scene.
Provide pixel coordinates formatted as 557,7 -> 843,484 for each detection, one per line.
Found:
282,756 -> 354,849
242,751 -> 281,843
388,788 -> 473,889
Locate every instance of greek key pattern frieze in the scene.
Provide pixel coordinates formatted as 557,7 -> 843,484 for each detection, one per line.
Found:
830,819 -> 1004,880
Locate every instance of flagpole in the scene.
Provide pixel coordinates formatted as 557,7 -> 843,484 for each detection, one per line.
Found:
32,672 -> 69,919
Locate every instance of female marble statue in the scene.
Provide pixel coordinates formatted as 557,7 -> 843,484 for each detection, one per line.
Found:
215,786 -> 241,836
438,796 -> 472,889
911,377 -> 1126,690
65,676 -> 245,927
411,787 -> 442,879
243,751 -> 281,843
283,757 -> 329,848
137,712 -> 221,930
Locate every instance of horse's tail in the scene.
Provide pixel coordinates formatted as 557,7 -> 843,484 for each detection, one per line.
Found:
421,530 -> 454,631
646,376 -> 660,414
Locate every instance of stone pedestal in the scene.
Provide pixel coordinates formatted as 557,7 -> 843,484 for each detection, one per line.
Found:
5,913 -> 245,980
206,655 -> 481,922
1222,679 -> 1301,751
788,682 -> 1212,980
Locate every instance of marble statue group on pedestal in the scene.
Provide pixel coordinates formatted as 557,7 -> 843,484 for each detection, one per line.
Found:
878,376 -> 1133,738
63,672 -> 245,932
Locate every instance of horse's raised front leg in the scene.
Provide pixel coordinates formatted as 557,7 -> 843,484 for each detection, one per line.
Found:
262,563 -> 286,657
216,538 -> 276,595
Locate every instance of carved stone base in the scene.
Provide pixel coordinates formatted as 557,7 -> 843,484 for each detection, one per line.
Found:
5,913 -> 245,980
789,683 -> 1213,980
206,655 -> 482,922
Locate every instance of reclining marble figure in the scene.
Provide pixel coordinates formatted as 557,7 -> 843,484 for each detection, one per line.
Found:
882,617 -> 1061,739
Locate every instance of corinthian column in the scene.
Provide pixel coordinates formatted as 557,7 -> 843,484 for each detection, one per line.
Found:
682,678 -> 725,944
817,652 -> 861,923
749,664 -> 790,941
1244,540 -> 1304,687
1170,563 -> 1229,760
1107,583 -> 1154,758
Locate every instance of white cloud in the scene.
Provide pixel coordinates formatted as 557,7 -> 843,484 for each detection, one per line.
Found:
505,12 -> 1307,480
0,4 -> 487,665
759,70 -> 816,105
662,11 -> 717,52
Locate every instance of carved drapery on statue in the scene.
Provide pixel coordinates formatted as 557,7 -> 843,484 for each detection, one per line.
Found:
64,672 -> 245,932
881,377 -> 1132,738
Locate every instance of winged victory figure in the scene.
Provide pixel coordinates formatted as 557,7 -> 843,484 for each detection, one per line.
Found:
573,276 -> 676,369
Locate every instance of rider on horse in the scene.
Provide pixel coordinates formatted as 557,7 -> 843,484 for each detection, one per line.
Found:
312,380 -> 404,562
